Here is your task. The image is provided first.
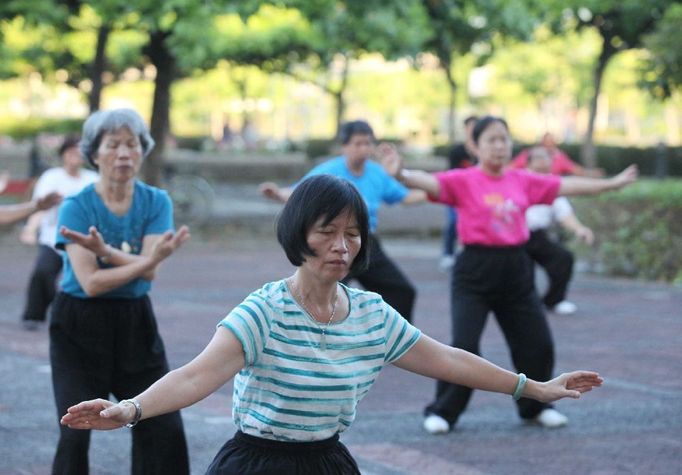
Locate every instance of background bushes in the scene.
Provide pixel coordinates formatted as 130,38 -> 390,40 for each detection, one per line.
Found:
572,179 -> 682,283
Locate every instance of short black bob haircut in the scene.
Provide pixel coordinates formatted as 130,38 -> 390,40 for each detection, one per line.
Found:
472,115 -> 509,144
277,174 -> 370,274
338,120 -> 374,145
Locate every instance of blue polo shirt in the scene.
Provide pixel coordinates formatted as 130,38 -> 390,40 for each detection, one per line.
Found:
302,157 -> 408,232
56,180 -> 173,299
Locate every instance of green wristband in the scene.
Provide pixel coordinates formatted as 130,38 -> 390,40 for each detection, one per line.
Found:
512,373 -> 527,400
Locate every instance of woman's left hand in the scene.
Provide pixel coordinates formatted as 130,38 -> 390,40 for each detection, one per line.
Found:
377,142 -> 402,178
611,164 -> 638,189
150,225 -> 191,263
536,371 -> 603,403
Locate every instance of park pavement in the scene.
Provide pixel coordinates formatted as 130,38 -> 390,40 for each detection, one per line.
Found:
1,220 -> 681,474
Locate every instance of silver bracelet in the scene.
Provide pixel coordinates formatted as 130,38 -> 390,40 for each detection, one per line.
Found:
120,399 -> 142,428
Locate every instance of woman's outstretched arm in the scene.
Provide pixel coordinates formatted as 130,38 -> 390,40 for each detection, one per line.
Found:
394,334 -> 602,403
61,327 -> 245,430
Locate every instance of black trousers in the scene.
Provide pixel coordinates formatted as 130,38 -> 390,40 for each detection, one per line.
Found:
49,293 -> 189,475
22,245 -> 63,322
525,230 -> 574,308
343,234 -> 416,323
206,431 -> 360,475
425,245 -> 554,425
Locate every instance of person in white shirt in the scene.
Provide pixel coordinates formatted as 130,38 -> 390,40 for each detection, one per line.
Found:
20,136 -> 98,330
525,146 -> 594,315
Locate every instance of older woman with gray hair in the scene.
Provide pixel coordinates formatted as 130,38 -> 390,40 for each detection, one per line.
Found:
50,108 -> 190,474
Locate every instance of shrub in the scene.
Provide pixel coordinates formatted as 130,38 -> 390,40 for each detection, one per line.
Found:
572,179 -> 682,283
0,118 -> 83,139
555,144 -> 682,177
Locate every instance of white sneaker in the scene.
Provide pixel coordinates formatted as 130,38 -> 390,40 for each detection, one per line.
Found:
553,300 -> 577,315
423,414 -> 450,434
534,408 -> 568,428
439,255 -> 455,272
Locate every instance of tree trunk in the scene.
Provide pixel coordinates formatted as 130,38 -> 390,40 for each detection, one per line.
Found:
582,36 -> 615,168
88,24 -> 110,113
333,55 -> 350,136
442,56 -> 457,144
142,31 -> 176,187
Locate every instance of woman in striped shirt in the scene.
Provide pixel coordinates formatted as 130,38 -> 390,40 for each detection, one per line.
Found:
60,174 -> 603,474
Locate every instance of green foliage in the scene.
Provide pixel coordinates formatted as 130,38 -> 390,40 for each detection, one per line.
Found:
573,179 -> 682,282
304,138 -> 336,160
557,144 -> 682,177
0,117 -> 82,139
640,3 -> 682,98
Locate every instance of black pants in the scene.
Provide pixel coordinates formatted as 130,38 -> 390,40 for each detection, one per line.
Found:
49,293 -> 189,475
22,245 -> 62,322
206,431 -> 360,475
525,230 -> 574,308
344,234 -> 416,323
425,245 -> 554,425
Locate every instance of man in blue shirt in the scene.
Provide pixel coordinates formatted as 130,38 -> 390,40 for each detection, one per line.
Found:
260,120 -> 425,322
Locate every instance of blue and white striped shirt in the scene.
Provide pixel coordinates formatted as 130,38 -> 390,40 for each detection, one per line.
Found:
219,279 -> 421,441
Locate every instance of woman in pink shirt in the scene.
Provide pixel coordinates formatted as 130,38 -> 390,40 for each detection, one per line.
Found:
382,116 -> 637,434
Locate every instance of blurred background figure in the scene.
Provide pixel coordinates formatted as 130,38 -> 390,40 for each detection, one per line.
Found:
440,115 -> 478,272
19,136 -> 99,331
525,146 -> 595,316
511,132 -> 604,177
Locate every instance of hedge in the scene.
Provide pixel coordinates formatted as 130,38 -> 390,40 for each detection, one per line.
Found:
432,142 -> 682,177
0,118 -> 83,139
571,179 -> 682,283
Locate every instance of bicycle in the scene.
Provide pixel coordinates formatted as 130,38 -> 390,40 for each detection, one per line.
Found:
163,165 -> 215,226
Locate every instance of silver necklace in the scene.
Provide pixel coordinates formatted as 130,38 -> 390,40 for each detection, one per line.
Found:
290,279 -> 339,351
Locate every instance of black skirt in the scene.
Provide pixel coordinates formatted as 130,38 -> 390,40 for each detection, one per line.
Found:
205,431 -> 361,475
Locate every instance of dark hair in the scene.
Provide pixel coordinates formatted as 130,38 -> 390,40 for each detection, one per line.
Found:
79,108 -> 155,169
277,174 -> 370,274
338,120 -> 374,145
463,115 -> 478,127
472,116 -> 509,144
58,135 -> 80,158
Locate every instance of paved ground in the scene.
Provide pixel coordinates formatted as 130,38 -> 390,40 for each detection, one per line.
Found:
1,227 -> 681,474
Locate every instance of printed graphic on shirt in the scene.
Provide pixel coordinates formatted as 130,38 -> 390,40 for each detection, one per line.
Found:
484,192 -> 521,236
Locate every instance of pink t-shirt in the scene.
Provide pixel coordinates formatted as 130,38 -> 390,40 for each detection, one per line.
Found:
510,149 -> 577,175
433,168 -> 561,246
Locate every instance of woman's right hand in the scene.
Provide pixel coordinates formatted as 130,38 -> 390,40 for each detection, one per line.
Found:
60,225 -> 109,256
150,225 -> 191,263
61,398 -> 136,431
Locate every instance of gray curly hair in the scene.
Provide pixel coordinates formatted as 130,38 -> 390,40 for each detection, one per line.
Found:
79,108 -> 155,169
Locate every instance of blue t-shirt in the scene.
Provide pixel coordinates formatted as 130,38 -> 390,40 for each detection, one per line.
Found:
56,180 -> 174,299
302,157 -> 408,232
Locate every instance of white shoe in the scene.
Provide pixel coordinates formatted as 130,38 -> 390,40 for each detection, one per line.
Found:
553,300 -> 577,315
423,414 -> 450,434
439,255 -> 455,272
534,408 -> 568,428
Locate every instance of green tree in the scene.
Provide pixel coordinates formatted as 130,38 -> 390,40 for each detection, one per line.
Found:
550,0 -> 672,166
641,3 -> 682,99
81,0 -> 239,185
281,0 -> 429,133
422,0 -> 538,142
